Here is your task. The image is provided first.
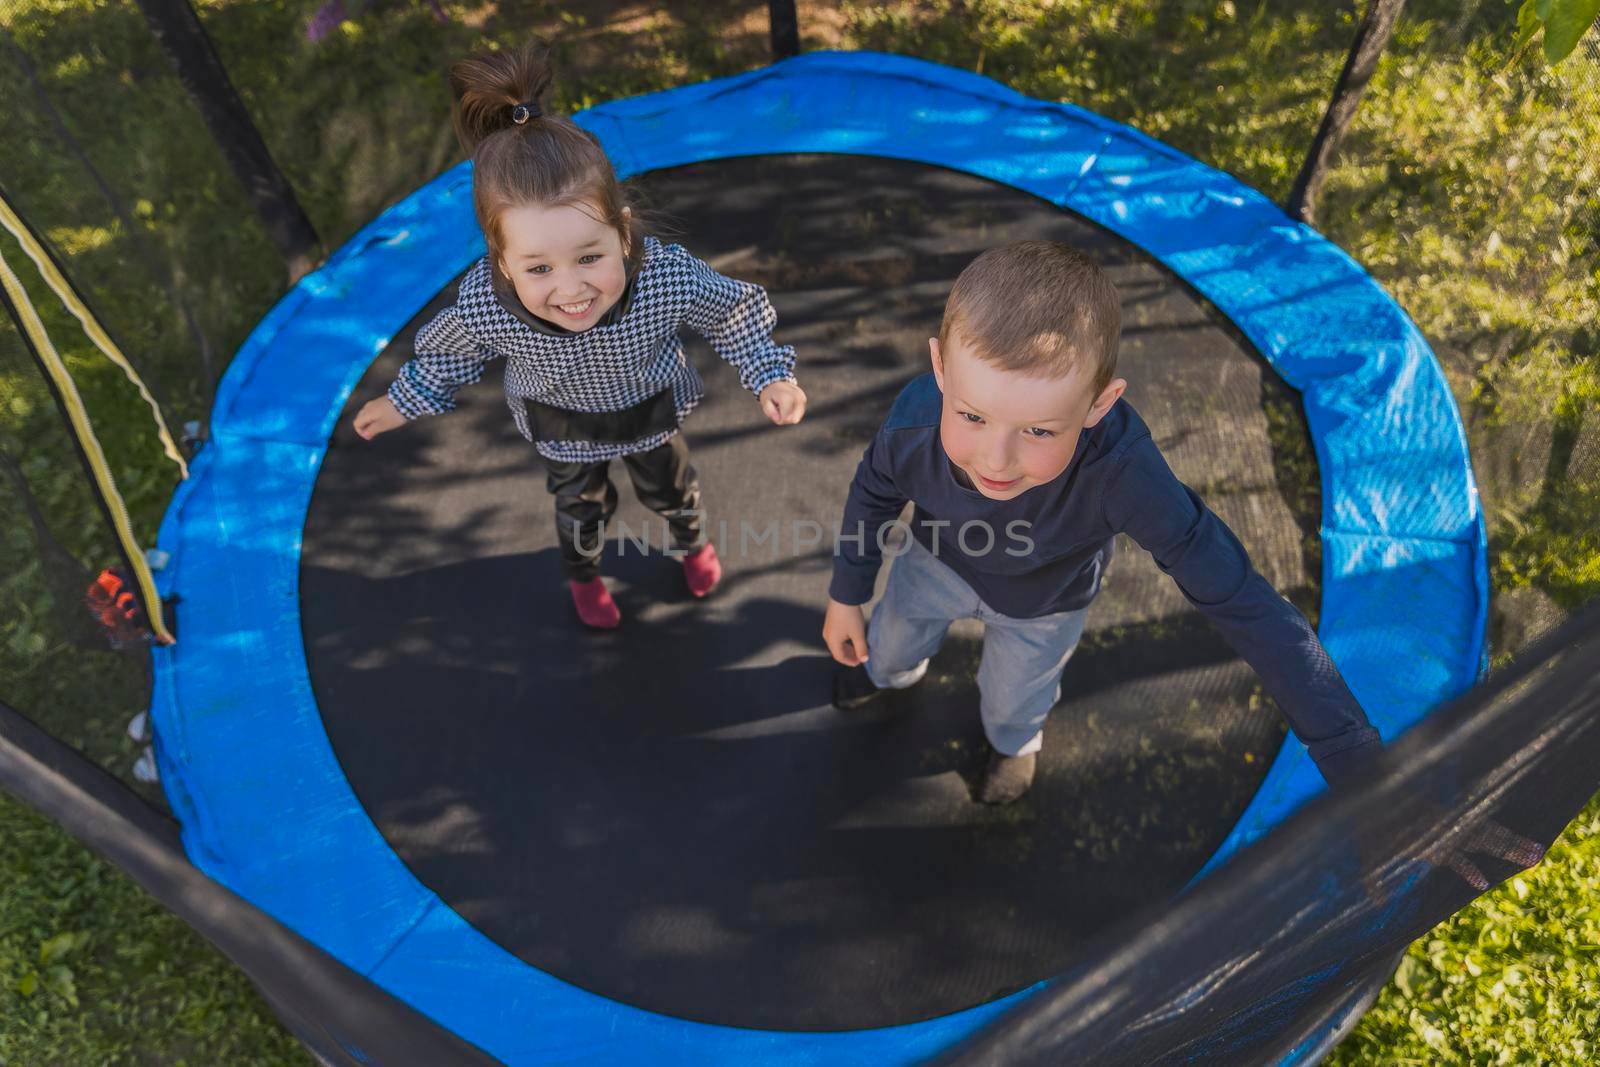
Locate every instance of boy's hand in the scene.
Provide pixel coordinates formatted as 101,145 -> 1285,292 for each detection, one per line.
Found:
759,380 -> 807,425
354,396 -> 406,440
823,598 -> 870,666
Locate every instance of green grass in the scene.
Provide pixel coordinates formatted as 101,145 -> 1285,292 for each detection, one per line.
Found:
0,791 -> 312,1067
1331,792 -> 1600,1066
1,0 -> 1596,1061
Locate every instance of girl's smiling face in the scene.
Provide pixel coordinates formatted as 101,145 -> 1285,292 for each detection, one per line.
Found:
496,200 -> 629,330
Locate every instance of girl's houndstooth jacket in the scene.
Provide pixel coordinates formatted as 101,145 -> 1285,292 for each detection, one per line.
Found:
387,235 -> 797,463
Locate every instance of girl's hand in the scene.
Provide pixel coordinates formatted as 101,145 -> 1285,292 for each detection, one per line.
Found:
759,380 -> 807,425
354,396 -> 407,440
823,598 -> 870,666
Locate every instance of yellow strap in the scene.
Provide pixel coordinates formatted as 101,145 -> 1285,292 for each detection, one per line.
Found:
0,195 -> 188,479
0,246 -> 174,645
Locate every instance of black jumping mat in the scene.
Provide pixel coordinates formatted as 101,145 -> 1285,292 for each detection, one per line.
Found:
302,155 -> 1315,1030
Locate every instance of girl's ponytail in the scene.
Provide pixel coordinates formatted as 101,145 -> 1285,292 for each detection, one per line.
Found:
448,40 -> 647,271
449,42 -> 556,154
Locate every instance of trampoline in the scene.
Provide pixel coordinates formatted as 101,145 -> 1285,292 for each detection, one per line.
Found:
148,52 -> 1486,1064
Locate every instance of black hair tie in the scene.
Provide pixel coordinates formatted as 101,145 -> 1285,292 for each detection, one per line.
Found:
511,101 -> 541,125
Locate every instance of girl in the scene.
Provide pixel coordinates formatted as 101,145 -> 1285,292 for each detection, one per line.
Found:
354,42 -> 807,629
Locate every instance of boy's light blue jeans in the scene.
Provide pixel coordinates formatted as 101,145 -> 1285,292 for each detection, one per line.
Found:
865,535 -> 1088,757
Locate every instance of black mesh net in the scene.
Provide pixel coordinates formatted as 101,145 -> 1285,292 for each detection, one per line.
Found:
946,603 -> 1600,1065
0,2 -> 237,430
0,0 -> 225,795
0,287 -> 157,799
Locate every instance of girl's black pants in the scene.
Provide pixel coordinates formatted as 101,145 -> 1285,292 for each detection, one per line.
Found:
540,433 -> 705,581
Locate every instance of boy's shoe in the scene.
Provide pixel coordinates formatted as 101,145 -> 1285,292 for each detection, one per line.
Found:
975,748 -> 1036,805
681,542 -> 722,598
569,577 -> 621,629
832,663 -> 885,710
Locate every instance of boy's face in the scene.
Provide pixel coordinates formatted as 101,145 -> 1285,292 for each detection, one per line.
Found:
496,200 -> 629,330
930,333 -> 1125,501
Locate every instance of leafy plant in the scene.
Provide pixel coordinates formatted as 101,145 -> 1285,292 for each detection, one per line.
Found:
1516,0 -> 1600,63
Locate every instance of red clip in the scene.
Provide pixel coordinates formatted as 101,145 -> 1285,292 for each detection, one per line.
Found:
85,568 -> 150,647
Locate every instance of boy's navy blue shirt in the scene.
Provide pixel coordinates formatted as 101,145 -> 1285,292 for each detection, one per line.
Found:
830,373 -> 1382,787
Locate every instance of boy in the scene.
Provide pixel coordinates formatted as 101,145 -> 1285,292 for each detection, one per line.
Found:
822,241 -> 1382,804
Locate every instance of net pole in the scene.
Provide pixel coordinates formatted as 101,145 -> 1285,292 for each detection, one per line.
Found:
768,0 -> 800,59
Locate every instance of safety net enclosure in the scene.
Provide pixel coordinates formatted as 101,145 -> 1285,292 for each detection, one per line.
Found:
139,52 -> 1503,1064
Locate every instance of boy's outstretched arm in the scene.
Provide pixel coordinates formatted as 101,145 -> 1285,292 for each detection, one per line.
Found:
1106,444 -> 1549,891
1104,442 -> 1382,788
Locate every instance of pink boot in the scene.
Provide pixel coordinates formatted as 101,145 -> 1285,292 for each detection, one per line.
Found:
568,577 -> 621,629
681,543 -> 722,598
